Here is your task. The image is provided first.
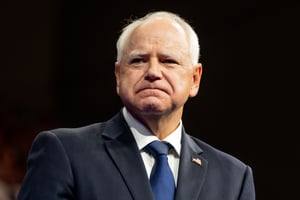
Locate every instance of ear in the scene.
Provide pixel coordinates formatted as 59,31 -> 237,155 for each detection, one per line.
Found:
189,63 -> 202,97
115,62 -> 120,95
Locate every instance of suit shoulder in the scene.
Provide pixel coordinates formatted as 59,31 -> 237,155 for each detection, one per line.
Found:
46,122 -> 106,138
190,135 -> 249,170
33,122 -> 107,148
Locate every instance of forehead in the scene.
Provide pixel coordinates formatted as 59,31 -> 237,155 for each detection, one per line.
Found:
127,18 -> 189,52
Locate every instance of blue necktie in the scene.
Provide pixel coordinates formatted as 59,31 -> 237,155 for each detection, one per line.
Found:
146,141 -> 175,200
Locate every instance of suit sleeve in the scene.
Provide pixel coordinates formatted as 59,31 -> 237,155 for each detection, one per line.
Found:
17,131 -> 74,200
238,165 -> 256,200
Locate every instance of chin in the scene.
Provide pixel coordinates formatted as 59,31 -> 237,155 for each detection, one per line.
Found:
139,104 -> 167,115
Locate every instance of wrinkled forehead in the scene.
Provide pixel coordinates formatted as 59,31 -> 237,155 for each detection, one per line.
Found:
125,18 -> 189,51
134,18 -> 187,40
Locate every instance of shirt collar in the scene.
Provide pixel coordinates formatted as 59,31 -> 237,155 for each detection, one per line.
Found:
122,107 -> 181,156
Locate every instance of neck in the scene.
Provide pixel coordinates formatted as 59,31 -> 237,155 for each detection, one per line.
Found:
129,108 -> 183,140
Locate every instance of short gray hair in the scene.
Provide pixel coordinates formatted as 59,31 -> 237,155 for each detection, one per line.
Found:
116,11 -> 200,66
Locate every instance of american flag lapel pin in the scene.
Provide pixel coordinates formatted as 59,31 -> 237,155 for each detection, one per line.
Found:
192,157 -> 202,166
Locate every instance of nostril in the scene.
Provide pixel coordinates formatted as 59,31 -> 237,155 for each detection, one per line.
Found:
144,64 -> 162,81
145,74 -> 161,82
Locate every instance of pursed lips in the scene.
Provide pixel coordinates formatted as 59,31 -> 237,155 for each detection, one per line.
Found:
136,85 -> 169,95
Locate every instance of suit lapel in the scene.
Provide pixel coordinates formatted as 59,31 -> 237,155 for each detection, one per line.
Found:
102,112 -> 153,200
175,130 -> 208,200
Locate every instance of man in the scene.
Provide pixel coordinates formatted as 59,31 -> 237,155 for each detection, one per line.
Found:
17,11 -> 255,200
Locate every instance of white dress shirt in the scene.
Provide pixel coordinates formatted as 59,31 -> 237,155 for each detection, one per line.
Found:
122,107 -> 181,185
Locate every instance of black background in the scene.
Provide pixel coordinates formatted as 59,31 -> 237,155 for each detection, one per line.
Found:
1,0 -> 299,199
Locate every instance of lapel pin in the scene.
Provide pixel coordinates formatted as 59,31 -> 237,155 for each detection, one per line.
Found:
192,157 -> 202,166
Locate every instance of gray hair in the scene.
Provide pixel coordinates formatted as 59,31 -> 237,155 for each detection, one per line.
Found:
116,11 -> 200,66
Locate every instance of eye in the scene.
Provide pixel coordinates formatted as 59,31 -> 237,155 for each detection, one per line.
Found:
162,58 -> 178,65
130,58 -> 145,64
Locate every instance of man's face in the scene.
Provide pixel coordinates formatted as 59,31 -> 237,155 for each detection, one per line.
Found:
115,19 -> 202,118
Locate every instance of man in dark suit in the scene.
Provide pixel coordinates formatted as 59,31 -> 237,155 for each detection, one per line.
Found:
17,11 -> 255,200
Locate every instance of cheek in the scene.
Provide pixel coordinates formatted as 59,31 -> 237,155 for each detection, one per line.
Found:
119,71 -> 140,91
168,71 -> 193,91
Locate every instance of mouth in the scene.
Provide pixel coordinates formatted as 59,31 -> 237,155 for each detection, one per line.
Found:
137,86 -> 168,95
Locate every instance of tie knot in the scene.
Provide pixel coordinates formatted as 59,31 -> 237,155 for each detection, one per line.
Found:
146,140 -> 170,157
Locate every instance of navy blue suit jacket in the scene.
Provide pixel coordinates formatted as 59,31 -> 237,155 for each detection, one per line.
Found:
17,111 -> 255,200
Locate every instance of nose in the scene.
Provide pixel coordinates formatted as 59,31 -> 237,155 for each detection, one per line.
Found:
145,59 -> 162,81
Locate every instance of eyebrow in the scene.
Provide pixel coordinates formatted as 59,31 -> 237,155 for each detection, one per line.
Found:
128,50 -> 147,58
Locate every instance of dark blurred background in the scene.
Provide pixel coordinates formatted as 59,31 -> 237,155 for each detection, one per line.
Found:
0,0 -> 299,199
